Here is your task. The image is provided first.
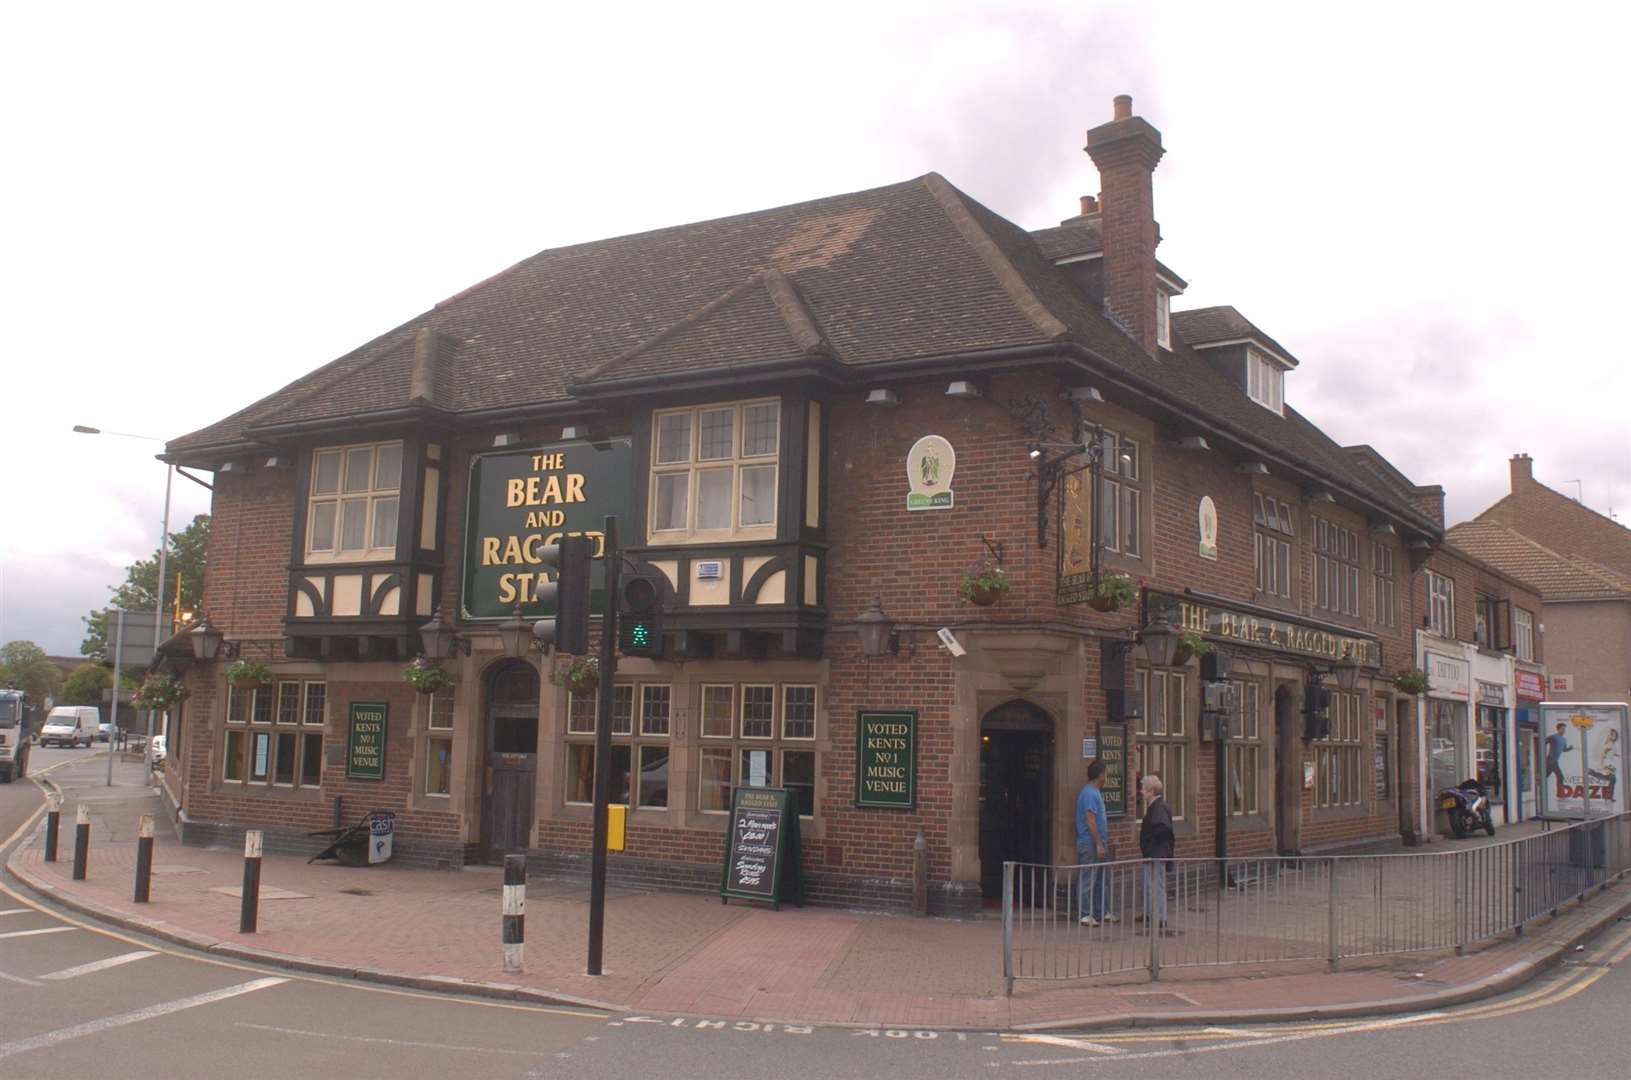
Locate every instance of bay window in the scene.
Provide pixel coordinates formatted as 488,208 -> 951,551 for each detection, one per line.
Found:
306,441 -> 402,562
650,399 -> 780,542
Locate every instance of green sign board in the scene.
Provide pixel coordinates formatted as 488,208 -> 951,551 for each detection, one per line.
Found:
720,786 -> 804,909
461,438 -> 633,620
855,710 -> 916,808
346,701 -> 388,780
1097,722 -> 1128,818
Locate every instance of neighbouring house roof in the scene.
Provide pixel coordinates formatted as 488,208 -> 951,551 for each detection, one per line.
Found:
1444,520 -> 1631,601
166,171 -> 1436,535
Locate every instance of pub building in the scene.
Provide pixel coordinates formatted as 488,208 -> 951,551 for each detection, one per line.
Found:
158,97 -> 1464,913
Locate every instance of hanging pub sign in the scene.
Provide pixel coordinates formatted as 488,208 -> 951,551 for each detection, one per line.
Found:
1097,722 -> 1128,818
720,786 -> 804,909
461,438 -> 632,620
1056,458 -> 1096,605
1144,590 -> 1382,669
855,710 -> 916,808
906,435 -> 955,510
345,701 -> 388,780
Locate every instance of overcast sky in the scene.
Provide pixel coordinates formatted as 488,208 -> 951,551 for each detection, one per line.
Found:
4,1 -> 1628,656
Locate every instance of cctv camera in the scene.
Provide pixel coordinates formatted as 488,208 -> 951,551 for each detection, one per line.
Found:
937,628 -> 967,658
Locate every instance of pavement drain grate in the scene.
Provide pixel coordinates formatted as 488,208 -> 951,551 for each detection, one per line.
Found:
338,888 -> 374,896
1118,992 -> 1197,1008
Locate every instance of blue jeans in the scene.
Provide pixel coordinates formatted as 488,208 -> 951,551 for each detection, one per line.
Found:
1077,845 -> 1107,920
1142,860 -> 1168,925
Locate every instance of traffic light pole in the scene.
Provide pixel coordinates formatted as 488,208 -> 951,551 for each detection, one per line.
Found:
586,515 -> 619,977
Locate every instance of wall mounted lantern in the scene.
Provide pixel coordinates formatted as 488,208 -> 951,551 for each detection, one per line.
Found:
497,604 -> 533,659
187,615 -> 225,662
418,601 -> 471,660
855,598 -> 899,657
1139,611 -> 1183,668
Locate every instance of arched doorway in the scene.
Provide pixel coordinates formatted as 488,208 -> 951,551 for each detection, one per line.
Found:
978,700 -> 1055,901
1273,683 -> 1301,854
480,659 -> 540,862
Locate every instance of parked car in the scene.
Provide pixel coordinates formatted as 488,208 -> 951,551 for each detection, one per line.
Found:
149,735 -> 167,765
98,722 -> 112,743
39,706 -> 99,748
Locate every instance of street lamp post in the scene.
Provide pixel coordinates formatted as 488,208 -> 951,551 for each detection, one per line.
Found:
75,425 -> 172,780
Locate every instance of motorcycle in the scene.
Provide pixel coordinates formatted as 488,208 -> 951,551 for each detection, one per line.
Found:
1438,779 -> 1496,839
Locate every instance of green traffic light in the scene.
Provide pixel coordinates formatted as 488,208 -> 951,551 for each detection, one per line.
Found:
629,623 -> 651,647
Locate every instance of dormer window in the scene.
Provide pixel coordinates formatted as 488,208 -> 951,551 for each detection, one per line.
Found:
1246,349 -> 1285,415
1155,289 -> 1172,351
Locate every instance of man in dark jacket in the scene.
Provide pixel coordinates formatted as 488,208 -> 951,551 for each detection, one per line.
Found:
1138,774 -> 1176,930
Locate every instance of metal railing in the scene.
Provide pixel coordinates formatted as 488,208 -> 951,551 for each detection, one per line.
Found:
1001,812 -> 1631,993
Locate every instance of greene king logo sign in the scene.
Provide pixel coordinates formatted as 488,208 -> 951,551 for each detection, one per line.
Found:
906,435 -> 955,511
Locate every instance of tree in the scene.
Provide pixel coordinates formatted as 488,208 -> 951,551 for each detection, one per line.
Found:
0,640 -> 63,707
81,514 -> 209,662
60,662 -> 111,706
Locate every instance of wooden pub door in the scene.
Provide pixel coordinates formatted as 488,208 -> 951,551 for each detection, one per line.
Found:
480,660 -> 540,862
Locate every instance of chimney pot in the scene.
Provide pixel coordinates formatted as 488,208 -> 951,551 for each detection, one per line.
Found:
1113,94 -> 1133,120
1079,194 -> 1098,214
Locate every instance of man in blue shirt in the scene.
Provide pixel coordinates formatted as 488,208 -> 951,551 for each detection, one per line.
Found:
1076,760 -> 1117,926
1544,722 -> 1571,800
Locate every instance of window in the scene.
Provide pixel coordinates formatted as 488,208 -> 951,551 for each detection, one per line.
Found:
1155,290 -> 1172,350
306,441 -> 402,562
224,681 -> 325,787
1247,349 -> 1285,415
1426,571 -> 1455,637
1314,691 -> 1363,809
1228,680 -> 1261,816
1253,494 -> 1294,599
698,682 -> 820,817
1474,593 -> 1494,648
1514,608 -> 1534,661
564,685 -> 657,807
649,399 -> 779,541
1313,518 -> 1361,617
1372,542 -> 1397,628
424,689 -> 454,797
1133,669 -> 1186,820
1098,429 -> 1142,557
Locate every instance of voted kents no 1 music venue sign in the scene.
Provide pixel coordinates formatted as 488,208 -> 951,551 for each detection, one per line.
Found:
461,439 -> 632,620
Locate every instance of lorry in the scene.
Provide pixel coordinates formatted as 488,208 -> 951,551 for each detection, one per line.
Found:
0,688 -> 34,782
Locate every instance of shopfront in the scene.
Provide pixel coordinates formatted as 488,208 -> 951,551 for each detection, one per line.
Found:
1423,645 -> 1471,810
1475,680 -> 1509,823
1514,668 -> 1546,820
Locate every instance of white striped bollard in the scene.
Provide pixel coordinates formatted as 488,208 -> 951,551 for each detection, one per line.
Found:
133,814 -> 154,903
502,854 -> 525,973
44,794 -> 62,862
72,804 -> 91,880
240,830 -> 263,934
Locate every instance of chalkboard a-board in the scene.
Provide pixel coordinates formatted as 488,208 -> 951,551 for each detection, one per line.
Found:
720,786 -> 803,909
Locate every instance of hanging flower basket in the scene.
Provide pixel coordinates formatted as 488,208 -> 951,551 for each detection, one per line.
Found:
133,673 -> 190,712
1169,630 -> 1212,667
403,656 -> 454,695
1394,668 -> 1429,695
225,658 -> 272,691
551,656 -> 600,694
1088,572 -> 1136,613
959,555 -> 1011,607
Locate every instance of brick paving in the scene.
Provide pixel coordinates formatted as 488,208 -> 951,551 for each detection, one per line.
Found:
9,758 -> 1630,1029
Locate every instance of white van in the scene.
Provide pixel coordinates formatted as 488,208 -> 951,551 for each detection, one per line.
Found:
40,706 -> 99,748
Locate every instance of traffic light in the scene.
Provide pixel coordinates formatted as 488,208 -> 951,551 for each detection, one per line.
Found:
1302,685 -> 1331,741
530,535 -> 594,655
617,565 -> 666,657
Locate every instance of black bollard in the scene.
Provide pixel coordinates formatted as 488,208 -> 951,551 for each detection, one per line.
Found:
133,814 -> 154,903
44,796 -> 61,862
71,804 -> 90,881
239,830 -> 262,934
502,854 -> 525,973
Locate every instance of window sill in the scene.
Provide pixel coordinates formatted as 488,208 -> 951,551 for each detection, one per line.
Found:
1312,803 -> 1372,822
300,552 -> 399,567
1225,813 -> 1272,831
212,781 -> 323,801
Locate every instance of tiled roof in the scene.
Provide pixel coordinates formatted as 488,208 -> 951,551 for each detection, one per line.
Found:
1172,306 -> 1300,367
165,171 -> 1437,535
1444,520 -> 1631,600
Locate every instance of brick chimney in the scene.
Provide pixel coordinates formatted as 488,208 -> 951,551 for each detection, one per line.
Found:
1510,453 -> 1534,491
1409,484 -> 1445,528
1085,94 -> 1164,355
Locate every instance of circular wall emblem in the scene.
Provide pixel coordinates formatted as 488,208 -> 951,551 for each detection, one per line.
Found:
907,435 -> 955,510
1198,496 -> 1219,560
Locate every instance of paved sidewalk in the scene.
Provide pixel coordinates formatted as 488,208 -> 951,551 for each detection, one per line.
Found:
7,757 -> 1630,1030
